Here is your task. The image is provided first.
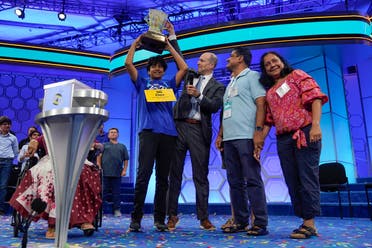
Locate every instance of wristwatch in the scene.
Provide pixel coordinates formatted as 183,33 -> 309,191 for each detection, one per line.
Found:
255,126 -> 263,131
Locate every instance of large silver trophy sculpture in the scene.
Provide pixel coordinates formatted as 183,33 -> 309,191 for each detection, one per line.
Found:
35,79 -> 108,247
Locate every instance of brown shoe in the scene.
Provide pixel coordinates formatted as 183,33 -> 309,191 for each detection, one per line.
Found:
221,217 -> 234,230
200,219 -> 216,231
167,215 -> 179,231
45,227 -> 55,239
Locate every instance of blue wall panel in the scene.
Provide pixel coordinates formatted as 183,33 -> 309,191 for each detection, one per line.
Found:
364,98 -> 372,137
359,58 -> 372,99
320,113 -> 336,161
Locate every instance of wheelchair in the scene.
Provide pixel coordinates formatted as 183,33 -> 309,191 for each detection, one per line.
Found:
93,164 -> 103,232
10,157 -> 38,237
81,162 -> 103,236
10,158 -> 103,237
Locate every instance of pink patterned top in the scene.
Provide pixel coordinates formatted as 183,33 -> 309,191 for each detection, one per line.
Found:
265,69 -> 328,148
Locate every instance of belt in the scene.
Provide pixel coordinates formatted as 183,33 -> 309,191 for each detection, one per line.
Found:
184,118 -> 201,124
0,157 -> 13,161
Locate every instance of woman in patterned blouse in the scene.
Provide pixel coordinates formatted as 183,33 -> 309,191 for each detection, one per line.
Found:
257,51 -> 328,239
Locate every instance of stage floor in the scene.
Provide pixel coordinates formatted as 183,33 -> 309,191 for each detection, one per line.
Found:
1,214 -> 371,247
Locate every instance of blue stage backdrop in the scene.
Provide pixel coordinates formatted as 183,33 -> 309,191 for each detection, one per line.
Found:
1,45 -> 371,205
100,46 -> 371,204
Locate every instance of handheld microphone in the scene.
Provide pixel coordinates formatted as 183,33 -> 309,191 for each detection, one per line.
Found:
22,198 -> 47,248
185,68 -> 199,85
30,197 -> 47,216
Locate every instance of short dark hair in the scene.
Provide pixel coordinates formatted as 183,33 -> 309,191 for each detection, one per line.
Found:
0,116 -> 11,125
146,56 -> 167,72
29,130 -> 40,137
109,127 -> 119,133
232,47 -> 252,67
28,126 -> 37,131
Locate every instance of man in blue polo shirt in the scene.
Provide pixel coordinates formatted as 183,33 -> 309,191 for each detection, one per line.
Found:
216,47 -> 268,235
0,116 -> 18,215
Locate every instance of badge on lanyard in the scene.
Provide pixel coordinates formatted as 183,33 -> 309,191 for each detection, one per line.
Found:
228,87 -> 238,98
223,101 -> 232,119
276,82 -> 290,98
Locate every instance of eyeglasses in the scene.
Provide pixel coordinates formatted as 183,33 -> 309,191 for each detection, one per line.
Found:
0,123 -> 10,126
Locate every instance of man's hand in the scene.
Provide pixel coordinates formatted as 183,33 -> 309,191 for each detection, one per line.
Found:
186,84 -> 200,98
253,130 -> 264,163
253,130 -> 264,150
215,135 -> 223,151
164,21 -> 175,35
253,147 -> 261,162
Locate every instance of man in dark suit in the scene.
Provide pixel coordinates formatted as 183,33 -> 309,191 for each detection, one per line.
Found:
167,52 -> 225,231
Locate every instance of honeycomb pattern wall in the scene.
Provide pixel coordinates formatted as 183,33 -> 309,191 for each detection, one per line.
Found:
0,69 -> 103,143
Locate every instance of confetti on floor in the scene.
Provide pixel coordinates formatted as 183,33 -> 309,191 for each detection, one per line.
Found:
1,214 -> 371,247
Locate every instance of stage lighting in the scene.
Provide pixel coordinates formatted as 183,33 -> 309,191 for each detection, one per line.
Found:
58,11 -> 66,21
15,7 -> 25,19
58,0 -> 67,21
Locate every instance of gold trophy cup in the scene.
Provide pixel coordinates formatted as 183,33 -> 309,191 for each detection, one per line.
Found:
142,9 -> 168,54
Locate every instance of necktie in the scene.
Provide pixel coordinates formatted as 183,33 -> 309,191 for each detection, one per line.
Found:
189,76 -> 204,118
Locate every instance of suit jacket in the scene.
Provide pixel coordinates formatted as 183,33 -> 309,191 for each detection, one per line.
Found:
173,77 -> 225,145
169,39 -> 182,59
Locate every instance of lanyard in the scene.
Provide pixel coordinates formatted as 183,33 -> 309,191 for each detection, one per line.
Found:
227,77 -> 238,99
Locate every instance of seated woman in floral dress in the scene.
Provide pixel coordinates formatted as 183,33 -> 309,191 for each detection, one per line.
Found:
9,135 -> 102,238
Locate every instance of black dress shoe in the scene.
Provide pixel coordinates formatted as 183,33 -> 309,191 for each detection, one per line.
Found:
154,222 -> 168,232
129,220 -> 141,232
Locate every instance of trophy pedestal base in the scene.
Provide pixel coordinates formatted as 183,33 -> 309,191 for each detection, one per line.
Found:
142,31 -> 166,54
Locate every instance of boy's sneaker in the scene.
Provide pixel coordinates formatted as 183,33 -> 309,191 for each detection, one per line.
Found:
154,221 -> 168,232
129,220 -> 141,232
114,210 -> 122,217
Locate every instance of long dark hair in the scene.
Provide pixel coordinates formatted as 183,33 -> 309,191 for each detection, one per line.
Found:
259,51 -> 294,89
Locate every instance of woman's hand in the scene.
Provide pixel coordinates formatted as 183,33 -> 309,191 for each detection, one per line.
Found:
27,139 -> 39,157
309,123 -> 322,143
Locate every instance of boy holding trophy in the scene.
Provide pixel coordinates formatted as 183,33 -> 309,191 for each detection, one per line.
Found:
125,18 -> 187,231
